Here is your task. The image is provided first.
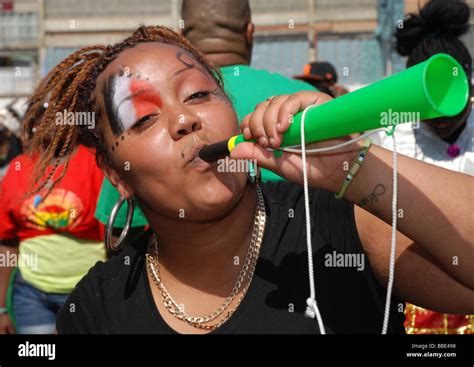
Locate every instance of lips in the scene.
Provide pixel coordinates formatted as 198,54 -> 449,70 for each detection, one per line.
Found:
186,144 -> 205,165
183,138 -> 220,171
185,144 -> 217,171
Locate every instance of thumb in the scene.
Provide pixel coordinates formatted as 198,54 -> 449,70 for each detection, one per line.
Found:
230,142 -> 281,174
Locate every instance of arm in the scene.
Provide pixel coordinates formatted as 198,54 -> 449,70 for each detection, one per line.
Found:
355,205 -> 474,314
231,91 -> 474,313
0,162 -> 21,333
0,240 -> 18,334
343,143 -> 474,292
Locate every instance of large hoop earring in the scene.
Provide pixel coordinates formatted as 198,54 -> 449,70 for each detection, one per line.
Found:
105,197 -> 135,251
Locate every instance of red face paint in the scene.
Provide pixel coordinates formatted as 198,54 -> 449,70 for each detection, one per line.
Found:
129,79 -> 162,120
106,74 -> 163,137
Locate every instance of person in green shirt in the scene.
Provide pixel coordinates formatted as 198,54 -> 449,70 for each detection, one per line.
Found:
95,0 -> 316,236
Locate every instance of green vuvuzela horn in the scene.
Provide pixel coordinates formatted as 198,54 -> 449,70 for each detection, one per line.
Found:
199,53 -> 469,162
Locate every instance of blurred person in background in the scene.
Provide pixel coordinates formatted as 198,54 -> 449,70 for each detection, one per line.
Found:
370,0 -> 473,333
0,99 -> 24,180
0,101 -> 106,334
93,0 -> 318,249
294,61 -> 349,98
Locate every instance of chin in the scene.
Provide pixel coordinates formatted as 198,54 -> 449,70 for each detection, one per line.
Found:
187,172 -> 247,220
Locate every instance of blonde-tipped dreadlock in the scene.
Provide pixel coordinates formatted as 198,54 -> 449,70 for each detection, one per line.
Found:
22,25 -> 225,200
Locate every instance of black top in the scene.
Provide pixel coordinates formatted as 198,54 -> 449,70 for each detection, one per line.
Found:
56,181 -> 405,334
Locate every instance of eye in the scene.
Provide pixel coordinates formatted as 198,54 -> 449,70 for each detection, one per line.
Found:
132,114 -> 159,130
184,90 -> 211,103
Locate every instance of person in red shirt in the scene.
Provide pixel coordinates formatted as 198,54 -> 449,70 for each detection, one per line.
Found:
0,144 -> 106,334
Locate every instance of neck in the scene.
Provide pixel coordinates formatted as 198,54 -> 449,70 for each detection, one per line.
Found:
189,38 -> 250,67
205,52 -> 249,67
147,183 -> 258,291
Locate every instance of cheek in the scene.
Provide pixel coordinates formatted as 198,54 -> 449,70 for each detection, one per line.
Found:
105,127 -> 173,182
198,104 -> 239,138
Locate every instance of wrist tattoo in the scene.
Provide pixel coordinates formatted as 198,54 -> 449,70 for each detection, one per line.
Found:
358,183 -> 386,209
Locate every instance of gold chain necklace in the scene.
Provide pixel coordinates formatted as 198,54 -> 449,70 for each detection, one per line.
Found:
146,184 -> 266,331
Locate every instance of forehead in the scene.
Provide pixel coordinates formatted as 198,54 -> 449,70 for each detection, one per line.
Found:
96,43 -> 197,88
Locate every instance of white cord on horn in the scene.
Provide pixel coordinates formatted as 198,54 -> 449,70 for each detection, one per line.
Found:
299,105 -> 326,334
272,104 -> 398,335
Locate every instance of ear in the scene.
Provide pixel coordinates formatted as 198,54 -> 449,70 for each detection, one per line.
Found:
245,22 -> 254,46
97,155 -> 135,200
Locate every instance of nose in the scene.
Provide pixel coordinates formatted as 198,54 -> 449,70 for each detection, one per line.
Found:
169,110 -> 202,140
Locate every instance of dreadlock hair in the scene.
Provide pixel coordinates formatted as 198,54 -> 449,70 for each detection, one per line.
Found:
395,0 -> 472,80
22,25 -> 225,201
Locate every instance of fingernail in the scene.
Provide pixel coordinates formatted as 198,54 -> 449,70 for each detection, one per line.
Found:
269,137 -> 275,147
258,136 -> 268,147
276,123 -> 281,130
243,127 -> 250,137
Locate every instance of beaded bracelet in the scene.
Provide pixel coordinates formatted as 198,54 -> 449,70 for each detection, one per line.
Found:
334,138 -> 372,199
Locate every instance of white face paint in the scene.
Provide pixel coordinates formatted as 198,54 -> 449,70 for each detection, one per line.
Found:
112,73 -> 137,134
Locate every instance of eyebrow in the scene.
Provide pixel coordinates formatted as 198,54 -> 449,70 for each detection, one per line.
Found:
170,66 -> 216,87
171,66 -> 194,80
116,88 -> 155,111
